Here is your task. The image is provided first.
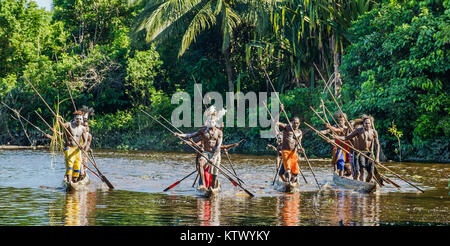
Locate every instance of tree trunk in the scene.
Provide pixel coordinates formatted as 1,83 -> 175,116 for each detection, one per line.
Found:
223,48 -> 234,93
331,0 -> 342,98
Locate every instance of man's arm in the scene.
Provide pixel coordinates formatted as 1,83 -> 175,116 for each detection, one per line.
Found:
326,123 -> 344,134
374,130 -> 380,163
81,128 -> 89,150
276,122 -> 287,132
336,127 -> 362,141
320,128 -> 331,135
296,130 -> 305,153
175,128 -> 202,138
213,131 -> 223,156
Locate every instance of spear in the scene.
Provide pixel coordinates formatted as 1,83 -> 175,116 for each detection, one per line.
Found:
313,63 -> 354,131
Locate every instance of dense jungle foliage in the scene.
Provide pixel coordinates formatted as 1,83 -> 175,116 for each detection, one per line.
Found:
0,0 -> 448,162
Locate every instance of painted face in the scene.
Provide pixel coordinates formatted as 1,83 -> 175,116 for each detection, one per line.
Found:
363,119 -> 371,130
74,115 -> 83,126
338,116 -> 345,127
292,119 -> 300,130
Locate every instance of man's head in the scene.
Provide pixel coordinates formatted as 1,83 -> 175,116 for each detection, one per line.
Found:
292,117 -> 300,130
362,115 -> 372,130
335,112 -> 347,127
73,110 -> 84,126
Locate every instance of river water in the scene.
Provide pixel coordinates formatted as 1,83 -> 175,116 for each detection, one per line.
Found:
0,149 -> 448,226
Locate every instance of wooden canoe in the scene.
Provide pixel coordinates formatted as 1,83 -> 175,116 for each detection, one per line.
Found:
197,181 -> 221,197
332,173 -> 377,193
274,179 -> 300,193
63,174 -> 90,192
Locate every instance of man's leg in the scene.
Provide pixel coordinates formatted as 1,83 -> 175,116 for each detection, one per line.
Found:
278,160 -> 286,182
198,159 -> 207,189
211,175 -> 218,189
351,152 -> 360,180
359,156 -> 366,181
65,148 -> 74,183
284,169 -> 291,183
366,159 -> 374,182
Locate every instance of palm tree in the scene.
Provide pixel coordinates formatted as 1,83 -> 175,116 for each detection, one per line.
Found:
130,0 -> 276,93
265,0 -> 375,95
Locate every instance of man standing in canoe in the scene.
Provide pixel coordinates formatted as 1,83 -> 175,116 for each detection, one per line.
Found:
334,115 -> 380,182
175,106 -> 224,190
61,110 -> 89,183
276,117 -> 304,184
321,112 -> 352,177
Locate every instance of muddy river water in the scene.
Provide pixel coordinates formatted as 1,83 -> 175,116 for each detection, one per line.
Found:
0,149 -> 448,226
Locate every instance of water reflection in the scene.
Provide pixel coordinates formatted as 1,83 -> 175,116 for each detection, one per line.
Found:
324,190 -> 381,226
0,149 -> 448,226
197,197 -> 221,226
276,193 -> 301,226
63,191 -> 98,226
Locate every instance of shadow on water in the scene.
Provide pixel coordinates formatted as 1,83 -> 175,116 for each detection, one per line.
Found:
0,149 -> 449,226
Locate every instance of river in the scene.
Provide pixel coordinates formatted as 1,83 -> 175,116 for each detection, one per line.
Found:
0,149 -> 448,226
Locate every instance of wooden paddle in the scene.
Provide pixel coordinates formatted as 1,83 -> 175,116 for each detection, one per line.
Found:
164,169 -> 197,192
88,150 -> 115,189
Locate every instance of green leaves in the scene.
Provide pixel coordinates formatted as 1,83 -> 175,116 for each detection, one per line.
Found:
125,45 -> 163,106
340,0 -> 449,155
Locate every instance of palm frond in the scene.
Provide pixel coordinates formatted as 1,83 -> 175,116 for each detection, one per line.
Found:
136,0 -> 204,42
179,0 -> 216,56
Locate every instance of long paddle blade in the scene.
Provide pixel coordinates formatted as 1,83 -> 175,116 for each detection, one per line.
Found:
89,151 -> 114,189
163,170 -> 197,192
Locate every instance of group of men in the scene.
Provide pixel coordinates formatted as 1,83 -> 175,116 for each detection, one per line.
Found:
56,103 -> 380,189
321,113 -> 381,182
173,105 -> 382,191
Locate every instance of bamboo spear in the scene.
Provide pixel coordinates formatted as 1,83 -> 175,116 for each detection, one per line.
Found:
313,63 -> 354,131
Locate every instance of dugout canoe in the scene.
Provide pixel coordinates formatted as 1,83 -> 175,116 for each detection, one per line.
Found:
274,179 -> 300,193
197,181 -> 221,197
63,174 -> 90,192
332,173 -> 377,193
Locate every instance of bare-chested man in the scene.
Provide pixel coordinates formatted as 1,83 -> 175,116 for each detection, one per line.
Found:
175,108 -> 223,190
321,112 -> 352,177
276,117 -> 304,183
62,111 -> 88,183
334,115 -> 380,182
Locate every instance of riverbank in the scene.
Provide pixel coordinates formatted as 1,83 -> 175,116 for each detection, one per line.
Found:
1,128 -> 449,163
2,143 -> 449,164
0,145 -> 48,150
